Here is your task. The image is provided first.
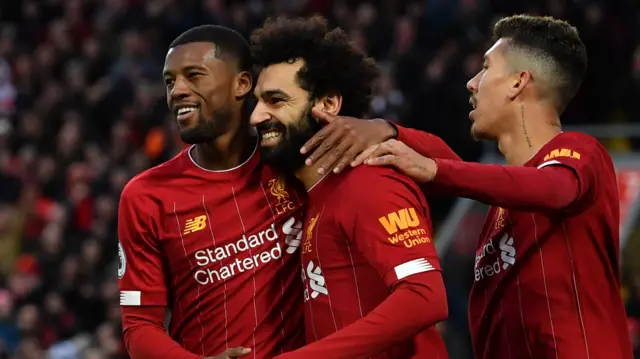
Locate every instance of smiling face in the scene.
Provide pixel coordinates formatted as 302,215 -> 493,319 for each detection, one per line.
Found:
466,39 -> 519,141
250,60 -> 321,173
162,42 -> 236,144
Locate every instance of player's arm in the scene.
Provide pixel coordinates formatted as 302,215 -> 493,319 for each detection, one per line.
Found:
432,158 -> 582,211
276,172 -> 447,359
118,184 -> 202,359
393,124 -> 462,161
303,109 -> 461,175
366,138 -> 598,212
432,137 -> 602,212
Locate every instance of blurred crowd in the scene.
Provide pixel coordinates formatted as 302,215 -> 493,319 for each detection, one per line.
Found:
0,0 -> 638,358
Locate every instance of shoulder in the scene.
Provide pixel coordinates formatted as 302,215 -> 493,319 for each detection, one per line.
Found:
547,132 -> 603,155
541,132 -> 612,165
121,150 -> 188,203
337,165 -> 424,204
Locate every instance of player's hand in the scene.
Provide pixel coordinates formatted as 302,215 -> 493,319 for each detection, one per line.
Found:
203,347 -> 251,359
364,139 -> 438,183
301,108 -> 397,175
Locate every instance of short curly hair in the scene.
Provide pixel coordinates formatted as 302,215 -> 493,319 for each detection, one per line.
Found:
493,15 -> 587,113
250,16 -> 379,117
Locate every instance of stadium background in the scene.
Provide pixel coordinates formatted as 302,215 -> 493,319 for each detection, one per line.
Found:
0,0 -> 639,358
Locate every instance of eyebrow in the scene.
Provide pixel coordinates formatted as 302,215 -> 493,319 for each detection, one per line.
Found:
162,65 -> 206,77
255,89 -> 289,98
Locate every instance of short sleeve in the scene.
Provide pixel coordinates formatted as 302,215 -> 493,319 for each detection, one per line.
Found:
337,168 -> 441,288
536,134 -> 604,206
118,182 -> 168,307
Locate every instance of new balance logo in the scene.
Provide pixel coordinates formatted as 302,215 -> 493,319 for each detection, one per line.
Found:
302,261 -> 328,301
184,215 -> 207,234
378,208 -> 420,235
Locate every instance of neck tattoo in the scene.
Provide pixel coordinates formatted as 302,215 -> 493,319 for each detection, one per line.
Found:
521,103 -> 532,148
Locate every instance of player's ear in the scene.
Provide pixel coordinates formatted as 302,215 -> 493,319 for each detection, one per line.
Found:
314,91 -> 342,116
507,70 -> 530,100
234,71 -> 253,99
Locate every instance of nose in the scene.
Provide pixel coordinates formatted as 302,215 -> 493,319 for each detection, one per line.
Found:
467,74 -> 479,93
250,101 -> 270,127
170,77 -> 190,102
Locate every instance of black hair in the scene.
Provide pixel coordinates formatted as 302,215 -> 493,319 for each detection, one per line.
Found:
250,16 -> 379,117
493,15 -> 588,112
170,25 -> 252,72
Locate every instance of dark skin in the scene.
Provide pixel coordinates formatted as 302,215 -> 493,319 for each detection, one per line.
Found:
163,42 -> 397,175
161,42 -> 398,358
163,41 -> 254,170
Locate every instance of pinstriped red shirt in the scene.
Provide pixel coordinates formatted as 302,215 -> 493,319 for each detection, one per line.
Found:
118,143 -> 306,358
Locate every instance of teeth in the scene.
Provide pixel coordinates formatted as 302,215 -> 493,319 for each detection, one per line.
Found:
177,107 -> 197,115
262,132 -> 280,140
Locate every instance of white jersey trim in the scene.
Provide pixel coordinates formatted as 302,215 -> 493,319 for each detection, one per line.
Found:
537,159 -> 562,169
394,258 -> 435,280
120,291 -> 141,306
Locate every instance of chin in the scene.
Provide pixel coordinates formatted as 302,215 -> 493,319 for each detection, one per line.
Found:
470,121 -> 492,141
179,128 -> 213,144
260,144 -> 306,174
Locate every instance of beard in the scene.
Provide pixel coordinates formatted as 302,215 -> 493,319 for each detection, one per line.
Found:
257,104 -> 321,174
179,106 -> 232,144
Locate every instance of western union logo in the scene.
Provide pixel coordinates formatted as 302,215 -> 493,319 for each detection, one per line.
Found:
543,148 -> 580,161
379,208 -> 420,235
379,208 -> 431,248
184,215 -> 207,234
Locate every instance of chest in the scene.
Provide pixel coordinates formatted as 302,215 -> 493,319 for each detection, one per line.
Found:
473,207 -> 519,283
301,204 -> 361,269
156,175 -> 305,278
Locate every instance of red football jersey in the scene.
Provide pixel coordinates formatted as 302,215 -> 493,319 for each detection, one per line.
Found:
300,165 -> 448,358
118,144 -> 306,358
469,132 -> 633,359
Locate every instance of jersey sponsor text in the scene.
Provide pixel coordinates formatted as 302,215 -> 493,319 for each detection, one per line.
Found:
543,148 -> 581,161
474,233 -> 516,281
194,223 -> 281,285
379,208 -> 430,248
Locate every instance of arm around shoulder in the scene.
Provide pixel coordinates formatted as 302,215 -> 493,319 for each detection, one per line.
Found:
394,124 -> 461,161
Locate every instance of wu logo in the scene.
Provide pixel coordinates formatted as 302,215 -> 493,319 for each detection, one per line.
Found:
268,177 -> 295,215
184,215 -> 207,234
378,208 -> 420,235
302,261 -> 328,301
